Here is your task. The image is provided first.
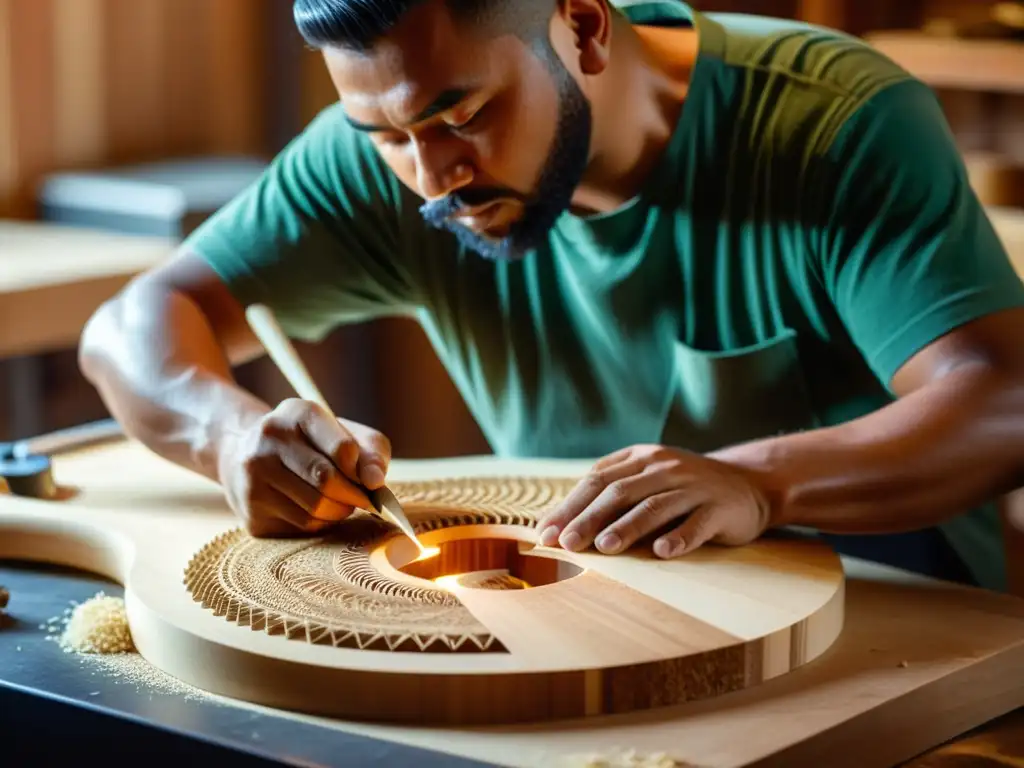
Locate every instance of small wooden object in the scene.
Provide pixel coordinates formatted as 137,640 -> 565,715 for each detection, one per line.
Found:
0,440 -> 844,726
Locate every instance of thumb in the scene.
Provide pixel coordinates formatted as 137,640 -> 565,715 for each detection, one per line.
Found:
341,420 -> 392,489
654,506 -> 719,558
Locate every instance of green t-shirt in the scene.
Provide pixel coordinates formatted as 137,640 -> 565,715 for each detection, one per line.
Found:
185,0 -> 1024,591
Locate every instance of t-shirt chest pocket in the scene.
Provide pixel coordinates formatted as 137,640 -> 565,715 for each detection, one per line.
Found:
660,329 -> 819,453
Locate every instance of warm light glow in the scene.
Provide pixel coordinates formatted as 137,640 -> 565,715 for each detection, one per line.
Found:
413,546 -> 440,563
433,574 -> 462,590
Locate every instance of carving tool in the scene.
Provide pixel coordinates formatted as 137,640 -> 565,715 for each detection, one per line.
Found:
244,303 -> 427,554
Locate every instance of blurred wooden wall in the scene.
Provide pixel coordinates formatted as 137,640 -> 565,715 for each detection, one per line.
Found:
0,0 -> 272,220
0,0 -> 1018,459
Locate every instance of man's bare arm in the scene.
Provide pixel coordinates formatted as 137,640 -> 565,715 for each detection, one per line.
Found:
713,308 -> 1024,533
78,249 -> 271,482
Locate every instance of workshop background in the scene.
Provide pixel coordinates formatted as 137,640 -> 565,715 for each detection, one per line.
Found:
0,0 -> 1022,456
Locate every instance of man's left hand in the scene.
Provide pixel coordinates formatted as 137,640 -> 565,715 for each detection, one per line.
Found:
536,444 -> 776,559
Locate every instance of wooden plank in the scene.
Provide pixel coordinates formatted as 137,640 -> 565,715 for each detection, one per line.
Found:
867,33 -> 1024,94
52,0 -> 107,167
205,0 -> 269,156
231,559 -> 1024,768
163,0 -> 209,156
990,206 -> 1024,277
798,0 -> 846,29
7,0 -> 56,219
0,0 -> 15,217
970,154 -> 1024,209
903,706 -> 1024,766
0,221 -> 174,357
103,0 -> 170,162
449,569 -> 741,665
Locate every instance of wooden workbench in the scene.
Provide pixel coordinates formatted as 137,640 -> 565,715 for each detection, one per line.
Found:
0,221 -> 175,358
4,434 -> 1024,767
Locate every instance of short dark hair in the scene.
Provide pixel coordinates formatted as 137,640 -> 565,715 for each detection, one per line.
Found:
293,0 -> 551,52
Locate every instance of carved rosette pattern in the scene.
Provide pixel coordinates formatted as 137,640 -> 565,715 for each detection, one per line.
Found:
183,476 -> 577,653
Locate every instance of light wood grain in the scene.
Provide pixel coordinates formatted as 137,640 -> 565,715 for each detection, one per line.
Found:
0,0 -> 275,220
0,221 -> 174,357
967,153 -> 1024,209
0,439 -> 844,726
2,442 -> 1024,765
308,564 -> 1024,768
52,0 -> 106,167
867,32 -> 1024,94
990,205 -> 1024,274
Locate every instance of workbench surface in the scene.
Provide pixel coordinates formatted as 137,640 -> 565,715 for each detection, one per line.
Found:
0,560 -> 490,767
3,553 -> 1023,768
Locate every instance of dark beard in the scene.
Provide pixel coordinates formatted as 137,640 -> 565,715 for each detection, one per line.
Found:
419,44 -> 592,261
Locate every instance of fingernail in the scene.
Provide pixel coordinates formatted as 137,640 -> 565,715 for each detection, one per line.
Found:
539,525 -> 560,546
362,465 -> 385,489
654,538 -> 683,559
596,532 -> 621,553
560,531 -> 582,551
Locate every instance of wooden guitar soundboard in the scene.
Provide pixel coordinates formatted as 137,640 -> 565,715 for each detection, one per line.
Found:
0,438 -> 844,726
3,439 -> 1024,767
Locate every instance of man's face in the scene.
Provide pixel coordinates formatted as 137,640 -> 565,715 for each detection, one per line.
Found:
323,0 -> 592,261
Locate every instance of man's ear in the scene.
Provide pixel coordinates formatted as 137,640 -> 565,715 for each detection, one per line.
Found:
557,0 -> 613,75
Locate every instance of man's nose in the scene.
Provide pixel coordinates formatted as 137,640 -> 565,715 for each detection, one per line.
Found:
413,137 -> 471,200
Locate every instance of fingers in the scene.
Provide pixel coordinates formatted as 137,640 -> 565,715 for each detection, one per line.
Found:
344,419 -> 392,490
277,399 -> 360,481
266,398 -> 392,493
250,485 -> 336,538
536,454 -> 647,548
264,455 -> 357,521
556,469 -> 689,552
591,446 -> 634,472
274,442 -> 370,510
654,506 -> 720,559
591,490 -> 699,554
228,400 -> 395,538
289,399 -> 392,489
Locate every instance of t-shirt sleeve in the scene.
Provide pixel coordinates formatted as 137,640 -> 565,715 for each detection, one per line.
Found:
814,79 -> 1024,388
183,102 -> 426,342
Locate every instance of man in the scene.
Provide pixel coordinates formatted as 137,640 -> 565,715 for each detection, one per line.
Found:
79,0 -> 1024,592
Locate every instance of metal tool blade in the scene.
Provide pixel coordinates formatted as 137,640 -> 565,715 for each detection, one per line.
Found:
367,485 -> 422,550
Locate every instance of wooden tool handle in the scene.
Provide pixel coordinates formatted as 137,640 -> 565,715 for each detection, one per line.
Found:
244,304 -> 335,417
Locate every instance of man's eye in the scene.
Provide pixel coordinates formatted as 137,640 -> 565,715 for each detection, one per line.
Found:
449,105 -> 488,134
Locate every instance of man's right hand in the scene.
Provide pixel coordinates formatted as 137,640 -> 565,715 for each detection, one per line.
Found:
216,397 -> 392,537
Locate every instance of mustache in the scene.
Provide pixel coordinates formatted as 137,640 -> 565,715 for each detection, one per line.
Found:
419,188 -> 523,223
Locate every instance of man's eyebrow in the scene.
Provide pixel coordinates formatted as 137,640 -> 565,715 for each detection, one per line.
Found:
343,88 -> 473,132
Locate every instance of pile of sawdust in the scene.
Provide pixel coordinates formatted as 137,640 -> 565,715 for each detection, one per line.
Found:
47,591 -> 134,654
78,651 -> 210,702
554,749 -> 693,767
42,592 -> 210,702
